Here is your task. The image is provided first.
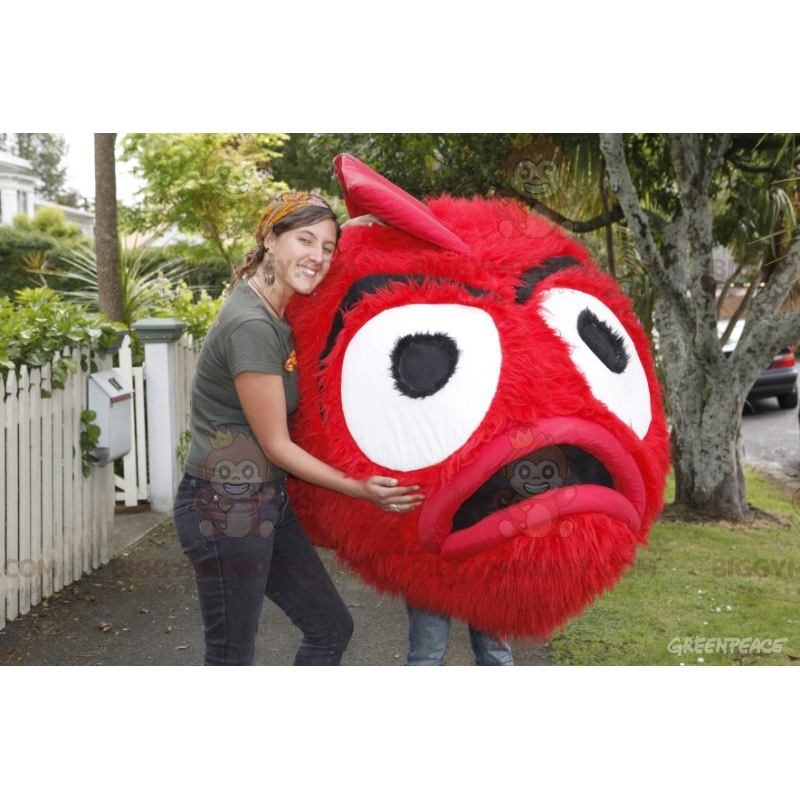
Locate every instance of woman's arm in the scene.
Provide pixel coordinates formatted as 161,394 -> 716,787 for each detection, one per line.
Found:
234,371 -> 424,512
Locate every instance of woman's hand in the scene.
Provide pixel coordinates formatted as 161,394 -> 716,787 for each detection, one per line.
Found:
358,476 -> 425,514
236,372 -> 424,512
341,214 -> 386,228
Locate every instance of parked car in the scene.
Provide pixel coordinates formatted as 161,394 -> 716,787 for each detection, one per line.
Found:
718,319 -> 798,409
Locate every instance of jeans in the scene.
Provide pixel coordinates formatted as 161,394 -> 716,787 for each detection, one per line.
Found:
173,473 -> 353,666
405,606 -> 513,666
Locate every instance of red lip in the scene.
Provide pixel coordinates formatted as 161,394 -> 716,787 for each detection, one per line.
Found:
418,417 -> 647,559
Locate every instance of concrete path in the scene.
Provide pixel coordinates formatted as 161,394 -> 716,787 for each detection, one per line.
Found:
0,507 -> 552,666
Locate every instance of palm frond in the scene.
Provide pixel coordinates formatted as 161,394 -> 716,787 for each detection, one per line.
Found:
53,242 -> 195,328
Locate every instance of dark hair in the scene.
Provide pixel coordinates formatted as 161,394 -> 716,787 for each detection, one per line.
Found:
231,204 -> 341,291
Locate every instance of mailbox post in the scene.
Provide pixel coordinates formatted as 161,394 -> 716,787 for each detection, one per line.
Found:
132,318 -> 187,513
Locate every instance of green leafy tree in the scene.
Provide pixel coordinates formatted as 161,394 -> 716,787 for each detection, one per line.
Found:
290,133 -> 623,237
7,133 -> 68,200
119,133 -> 290,277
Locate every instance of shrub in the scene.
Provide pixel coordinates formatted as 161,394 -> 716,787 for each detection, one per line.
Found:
13,206 -> 82,240
0,287 -> 124,389
155,281 -> 224,340
0,226 -> 92,297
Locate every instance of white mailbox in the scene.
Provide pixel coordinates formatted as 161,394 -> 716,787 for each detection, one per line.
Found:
87,370 -> 134,465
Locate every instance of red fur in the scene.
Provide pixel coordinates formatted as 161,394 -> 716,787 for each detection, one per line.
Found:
287,195 -> 670,640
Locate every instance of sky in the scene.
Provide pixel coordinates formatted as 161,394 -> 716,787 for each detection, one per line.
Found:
61,132 -> 141,206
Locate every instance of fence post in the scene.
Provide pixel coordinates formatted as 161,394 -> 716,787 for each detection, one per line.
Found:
132,318 -> 187,513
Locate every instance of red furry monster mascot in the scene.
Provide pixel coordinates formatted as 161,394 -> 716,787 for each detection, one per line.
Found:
287,154 -> 670,640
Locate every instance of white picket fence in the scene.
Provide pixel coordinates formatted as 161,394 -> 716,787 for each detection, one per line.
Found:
1,332 -> 202,629
175,333 -> 201,468
1,348 -> 115,630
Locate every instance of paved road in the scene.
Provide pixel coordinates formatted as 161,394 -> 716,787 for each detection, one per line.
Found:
741,395 -> 800,489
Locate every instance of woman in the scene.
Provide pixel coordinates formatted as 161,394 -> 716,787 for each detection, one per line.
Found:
173,191 -> 424,666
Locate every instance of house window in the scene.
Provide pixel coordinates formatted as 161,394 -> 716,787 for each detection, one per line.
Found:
17,190 -> 29,216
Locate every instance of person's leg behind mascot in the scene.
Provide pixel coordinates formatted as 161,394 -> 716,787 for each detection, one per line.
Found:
405,605 -> 513,666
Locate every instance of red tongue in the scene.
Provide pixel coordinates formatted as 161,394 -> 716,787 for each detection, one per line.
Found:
333,153 -> 470,255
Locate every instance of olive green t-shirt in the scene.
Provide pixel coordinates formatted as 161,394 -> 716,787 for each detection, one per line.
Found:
184,280 -> 299,483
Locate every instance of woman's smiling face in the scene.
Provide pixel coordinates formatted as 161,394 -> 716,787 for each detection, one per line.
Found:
266,219 -> 337,296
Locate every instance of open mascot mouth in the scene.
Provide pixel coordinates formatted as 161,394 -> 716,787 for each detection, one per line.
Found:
418,417 -> 646,559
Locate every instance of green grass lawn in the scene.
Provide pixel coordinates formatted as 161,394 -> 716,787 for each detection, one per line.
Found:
549,469 -> 800,665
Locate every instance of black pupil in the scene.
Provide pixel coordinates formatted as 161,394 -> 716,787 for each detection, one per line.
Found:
391,333 -> 459,399
577,309 -> 628,374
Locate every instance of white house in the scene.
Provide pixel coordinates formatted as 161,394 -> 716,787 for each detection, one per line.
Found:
0,149 -> 95,237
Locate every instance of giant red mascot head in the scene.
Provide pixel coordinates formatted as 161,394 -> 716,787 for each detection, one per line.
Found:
288,154 -> 670,639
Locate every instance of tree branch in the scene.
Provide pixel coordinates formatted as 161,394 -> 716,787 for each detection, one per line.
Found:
727,134 -> 789,152
724,154 -> 774,174
503,190 -> 624,232
599,134 -> 683,304
551,204 -> 624,233
747,234 -> 800,319
732,307 -> 800,378
703,133 -> 732,192
668,133 -> 702,197
732,236 -> 800,371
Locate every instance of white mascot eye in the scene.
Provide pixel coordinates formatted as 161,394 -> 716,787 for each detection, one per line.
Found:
341,304 -> 501,471
538,289 -> 651,438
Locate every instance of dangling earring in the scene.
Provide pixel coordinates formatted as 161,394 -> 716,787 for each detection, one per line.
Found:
264,247 -> 275,285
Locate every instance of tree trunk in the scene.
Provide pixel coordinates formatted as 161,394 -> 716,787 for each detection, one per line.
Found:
94,133 -> 125,324
210,233 -> 236,279
655,297 -> 749,520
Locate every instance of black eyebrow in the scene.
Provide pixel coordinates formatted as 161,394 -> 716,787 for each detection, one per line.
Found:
319,257 -> 583,368
514,256 -> 582,305
319,274 -> 488,366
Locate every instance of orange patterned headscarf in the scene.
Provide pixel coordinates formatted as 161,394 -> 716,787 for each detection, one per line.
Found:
257,191 -> 332,240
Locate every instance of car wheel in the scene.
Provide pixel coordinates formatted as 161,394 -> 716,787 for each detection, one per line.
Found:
778,388 -> 798,409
